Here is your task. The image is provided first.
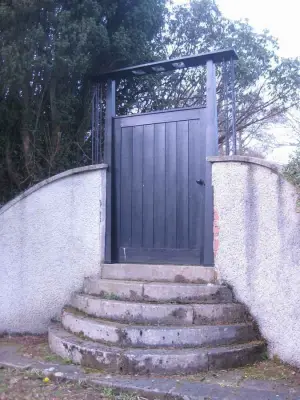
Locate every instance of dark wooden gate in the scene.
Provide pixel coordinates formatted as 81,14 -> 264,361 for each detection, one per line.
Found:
111,108 -> 207,265
98,50 -> 238,266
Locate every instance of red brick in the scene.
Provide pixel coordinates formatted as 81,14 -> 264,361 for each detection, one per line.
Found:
213,226 -> 220,235
213,238 -> 219,252
214,209 -> 219,221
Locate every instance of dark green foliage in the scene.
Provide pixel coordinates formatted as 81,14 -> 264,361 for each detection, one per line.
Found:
0,0 -> 166,203
284,114 -> 300,187
284,147 -> 300,188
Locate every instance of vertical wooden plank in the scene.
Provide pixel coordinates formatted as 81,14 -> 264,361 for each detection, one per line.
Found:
131,125 -> 144,247
165,122 -> 177,249
104,80 -> 116,263
142,124 -> 155,248
188,118 -> 205,253
204,60 -> 218,265
120,127 -> 133,248
176,120 -> 189,249
153,123 -> 166,248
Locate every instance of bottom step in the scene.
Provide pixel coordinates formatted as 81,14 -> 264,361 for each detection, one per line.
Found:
49,324 -> 265,375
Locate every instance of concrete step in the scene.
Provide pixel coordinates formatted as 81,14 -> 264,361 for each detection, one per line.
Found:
83,278 -> 233,303
102,264 -> 217,284
49,323 -> 265,375
71,293 -> 248,326
61,308 -> 258,348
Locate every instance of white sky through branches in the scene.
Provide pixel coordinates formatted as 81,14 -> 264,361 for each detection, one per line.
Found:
173,0 -> 300,162
174,0 -> 299,58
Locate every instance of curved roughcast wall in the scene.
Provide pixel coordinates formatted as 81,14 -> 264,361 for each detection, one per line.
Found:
209,156 -> 300,367
0,165 -> 107,334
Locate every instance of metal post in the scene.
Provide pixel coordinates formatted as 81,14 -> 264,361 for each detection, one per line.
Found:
204,60 -> 218,266
104,80 -> 116,263
230,58 -> 237,155
206,60 -> 218,156
95,84 -> 100,163
223,62 -> 230,155
91,83 -> 102,164
91,86 -> 95,164
99,85 -> 103,161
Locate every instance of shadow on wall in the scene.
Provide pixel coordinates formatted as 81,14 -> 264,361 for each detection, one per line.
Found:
0,165 -> 107,334
209,156 -> 300,368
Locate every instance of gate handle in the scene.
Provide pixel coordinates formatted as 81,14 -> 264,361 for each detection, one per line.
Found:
196,179 -> 205,186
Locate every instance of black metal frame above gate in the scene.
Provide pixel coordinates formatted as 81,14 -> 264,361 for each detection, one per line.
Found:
91,49 -> 238,265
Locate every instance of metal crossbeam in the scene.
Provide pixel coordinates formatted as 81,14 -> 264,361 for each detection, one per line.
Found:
91,49 -> 238,82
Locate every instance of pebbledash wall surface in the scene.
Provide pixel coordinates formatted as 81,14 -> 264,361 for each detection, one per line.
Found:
1,155 -> 300,368
209,156 -> 300,367
0,165 -> 107,334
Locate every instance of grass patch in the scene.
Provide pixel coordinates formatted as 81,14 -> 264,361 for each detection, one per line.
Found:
240,359 -> 299,382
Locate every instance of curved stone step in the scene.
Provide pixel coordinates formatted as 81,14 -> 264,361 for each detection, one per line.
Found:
83,278 -> 233,303
61,308 -> 258,348
49,323 -> 265,375
101,264 -> 217,284
71,293 -> 248,326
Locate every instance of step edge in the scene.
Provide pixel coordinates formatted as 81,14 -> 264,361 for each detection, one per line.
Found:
73,292 -> 243,307
102,264 -> 216,273
86,278 -> 224,287
62,307 -> 254,331
49,323 -> 265,353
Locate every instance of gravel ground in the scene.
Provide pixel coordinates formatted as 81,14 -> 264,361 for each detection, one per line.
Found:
0,368 -> 147,400
1,334 -> 300,399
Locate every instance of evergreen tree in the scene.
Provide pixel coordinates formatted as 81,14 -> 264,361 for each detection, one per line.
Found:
0,0 -> 166,202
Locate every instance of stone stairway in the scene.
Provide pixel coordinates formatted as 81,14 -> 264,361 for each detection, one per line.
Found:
48,264 -> 265,375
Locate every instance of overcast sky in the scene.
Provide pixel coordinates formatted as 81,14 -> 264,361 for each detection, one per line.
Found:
174,0 -> 300,163
217,0 -> 299,58
174,0 -> 299,58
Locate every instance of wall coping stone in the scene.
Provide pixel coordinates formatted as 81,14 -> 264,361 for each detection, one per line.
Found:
207,156 -> 283,175
0,164 -> 108,216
